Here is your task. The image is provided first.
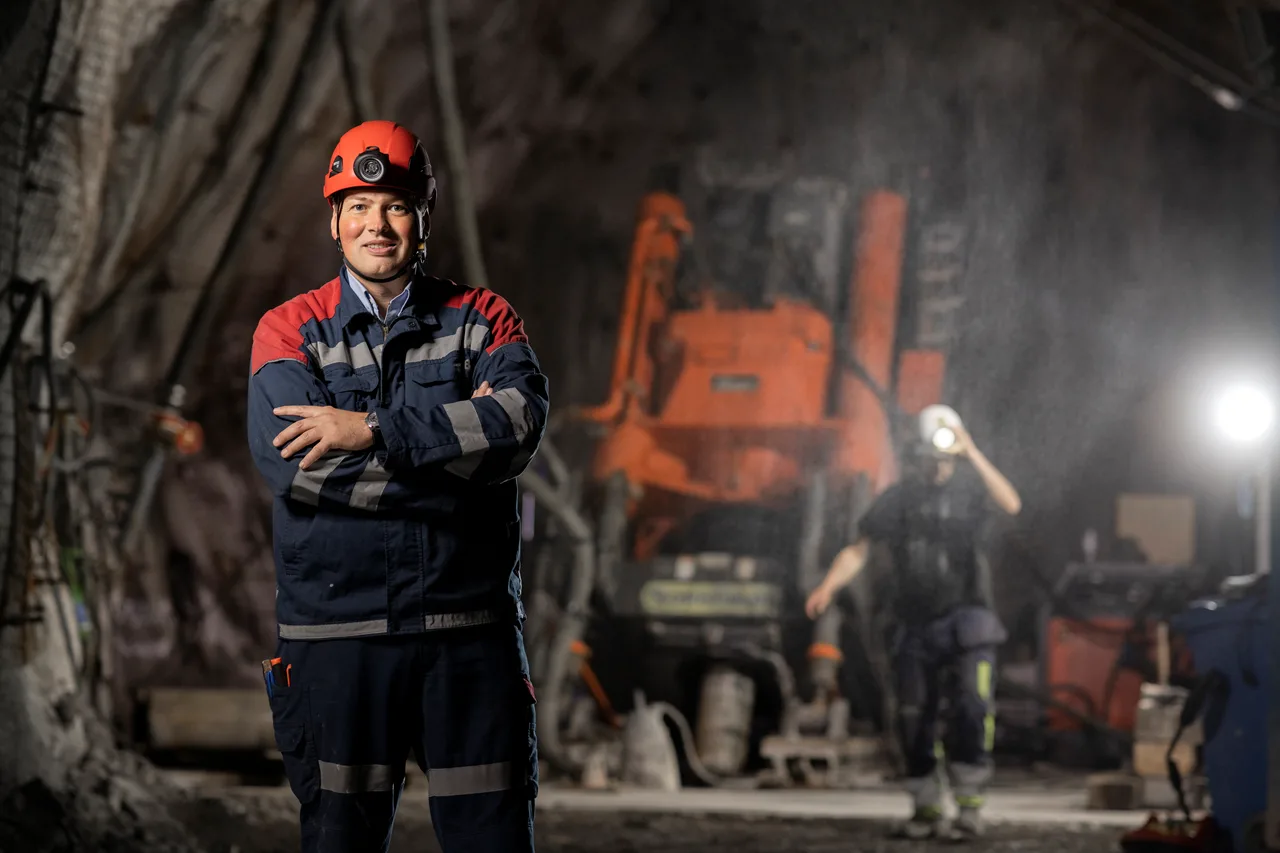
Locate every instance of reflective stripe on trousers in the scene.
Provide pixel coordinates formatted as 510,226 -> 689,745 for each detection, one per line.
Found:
278,608 -> 505,640
315,759 -> 517,798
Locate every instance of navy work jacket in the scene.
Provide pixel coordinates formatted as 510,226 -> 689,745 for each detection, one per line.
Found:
247,268 -> 548,640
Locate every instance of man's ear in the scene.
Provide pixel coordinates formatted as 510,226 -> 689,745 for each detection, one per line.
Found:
330,201 -> 340,242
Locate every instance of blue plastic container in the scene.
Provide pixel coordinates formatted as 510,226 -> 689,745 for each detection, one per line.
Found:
1172,593 -> 1269,853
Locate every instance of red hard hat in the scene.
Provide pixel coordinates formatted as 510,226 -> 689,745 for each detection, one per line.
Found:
323,121 -> 436,212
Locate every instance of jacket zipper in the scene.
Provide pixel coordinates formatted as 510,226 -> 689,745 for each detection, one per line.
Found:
379,321 -> 390,405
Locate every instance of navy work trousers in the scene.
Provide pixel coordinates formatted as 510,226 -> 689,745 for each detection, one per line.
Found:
893,605 -> 1006,811
266,623 -> 538,852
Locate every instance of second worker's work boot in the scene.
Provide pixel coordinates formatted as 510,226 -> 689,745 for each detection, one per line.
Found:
947,807 -> 984,843
890,806 -> 946,840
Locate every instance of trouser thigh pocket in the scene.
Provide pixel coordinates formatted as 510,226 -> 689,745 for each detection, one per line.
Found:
269,684 -> 319,805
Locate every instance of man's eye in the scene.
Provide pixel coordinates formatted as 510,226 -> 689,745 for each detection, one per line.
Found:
350,204 -> 366,212
391,205 -> 407,213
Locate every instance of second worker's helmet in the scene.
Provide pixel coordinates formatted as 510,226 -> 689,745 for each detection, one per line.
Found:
917,404 -> 963,456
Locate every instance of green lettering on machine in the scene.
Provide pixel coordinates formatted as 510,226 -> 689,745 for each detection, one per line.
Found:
638,580 -> 781,617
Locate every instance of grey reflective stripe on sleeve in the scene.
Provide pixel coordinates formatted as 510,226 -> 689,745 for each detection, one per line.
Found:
442,400 -> 488,479
320,761 -> 400,794
307,340 -> 378,371
443,400 -> 488,454
278,619 -> 388,639
349,455 -> 391,510
491,388 -> 534,441
422,609 -> 502,630
289,452 -> 349,505
404,322 -> 489,366
427,761 -> 513,798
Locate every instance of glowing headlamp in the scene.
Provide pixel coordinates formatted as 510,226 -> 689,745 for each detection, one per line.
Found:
931,426 -> 957,452
918,404 -> 963,456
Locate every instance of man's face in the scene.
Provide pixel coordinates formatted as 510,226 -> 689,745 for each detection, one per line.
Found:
912,453 -> 957,485
331,190 -> 417,280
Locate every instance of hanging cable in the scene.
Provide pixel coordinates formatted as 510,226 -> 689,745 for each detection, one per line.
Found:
425,0 -> 490,289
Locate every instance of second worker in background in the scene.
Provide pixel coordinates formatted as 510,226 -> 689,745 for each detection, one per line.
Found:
806,405 -> 1021,843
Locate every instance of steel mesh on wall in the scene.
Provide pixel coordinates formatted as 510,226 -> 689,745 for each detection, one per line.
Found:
0,0 -> 61,613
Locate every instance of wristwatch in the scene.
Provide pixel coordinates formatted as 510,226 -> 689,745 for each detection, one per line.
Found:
363,409 -> 380,437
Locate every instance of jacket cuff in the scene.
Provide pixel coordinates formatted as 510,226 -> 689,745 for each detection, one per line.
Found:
372,405 -> 404,468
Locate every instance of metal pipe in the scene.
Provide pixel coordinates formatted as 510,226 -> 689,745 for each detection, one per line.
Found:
535,437 -> 572,494
1257,454 -> 1271,576
733,643 -> 798,736
519,466 -> 595,775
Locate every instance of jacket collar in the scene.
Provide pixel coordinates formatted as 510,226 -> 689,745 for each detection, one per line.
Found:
336,266 -> 439,330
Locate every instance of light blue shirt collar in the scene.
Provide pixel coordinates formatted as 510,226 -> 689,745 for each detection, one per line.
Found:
343,267 -> 412,324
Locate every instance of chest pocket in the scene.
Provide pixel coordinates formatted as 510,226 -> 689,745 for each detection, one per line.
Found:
325,371 -> 379,412
405,356 -> 469,409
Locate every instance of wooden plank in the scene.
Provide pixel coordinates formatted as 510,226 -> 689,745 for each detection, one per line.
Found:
1133,741 -> 1196,778
145,687 -> 275,751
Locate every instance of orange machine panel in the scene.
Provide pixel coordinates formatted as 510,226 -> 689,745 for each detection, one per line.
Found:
896,349 -> 946,415
655,299 -> 834,428
1043,617 -> 1146,733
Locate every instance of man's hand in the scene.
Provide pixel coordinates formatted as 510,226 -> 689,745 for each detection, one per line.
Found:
805,582 -> 835,619
272,406 -> 374,470
943,422 -> 975,458
473,381 -> 493,398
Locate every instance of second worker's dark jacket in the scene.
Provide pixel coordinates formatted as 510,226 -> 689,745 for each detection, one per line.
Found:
858,465 -> 992,627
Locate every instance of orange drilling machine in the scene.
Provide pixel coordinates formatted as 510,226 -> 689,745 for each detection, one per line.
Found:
572,168 -> 962,784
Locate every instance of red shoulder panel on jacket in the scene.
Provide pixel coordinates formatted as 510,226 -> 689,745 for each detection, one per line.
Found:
250,278 -> 341,374
438,280 -> 529,353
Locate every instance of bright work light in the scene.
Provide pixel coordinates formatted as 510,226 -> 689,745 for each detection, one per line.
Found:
1215,384 -> 1275,444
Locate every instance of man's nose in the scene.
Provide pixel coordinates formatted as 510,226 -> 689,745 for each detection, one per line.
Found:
366,211 -> 390,232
